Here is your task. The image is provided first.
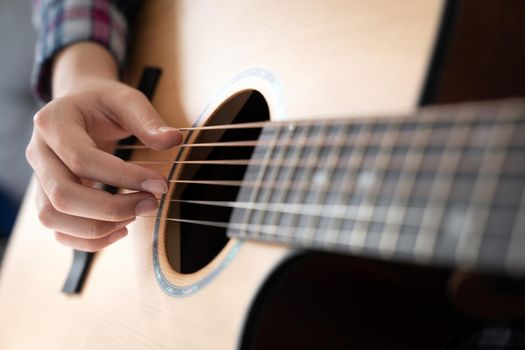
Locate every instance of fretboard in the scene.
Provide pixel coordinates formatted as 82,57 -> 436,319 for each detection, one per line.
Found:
227,99 -> 525,275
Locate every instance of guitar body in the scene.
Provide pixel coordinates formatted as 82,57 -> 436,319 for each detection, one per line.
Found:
1,1 -> 524,349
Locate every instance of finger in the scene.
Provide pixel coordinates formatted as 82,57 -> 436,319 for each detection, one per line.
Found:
55,228 -> 128,252
34,95 -> 170,193
102,89 -> 183,150
28,137 -> 159,221
45,122 -> 168,193
36,184 -> 135,239
73,147 -> 169,193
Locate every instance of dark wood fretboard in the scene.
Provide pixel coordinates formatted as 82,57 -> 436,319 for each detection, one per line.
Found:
228,99 -> 525,275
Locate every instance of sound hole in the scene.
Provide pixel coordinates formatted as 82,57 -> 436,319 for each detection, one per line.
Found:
165,90 -> 269,274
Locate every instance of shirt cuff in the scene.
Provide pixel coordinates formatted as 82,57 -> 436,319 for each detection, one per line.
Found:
32,0 -> 128,104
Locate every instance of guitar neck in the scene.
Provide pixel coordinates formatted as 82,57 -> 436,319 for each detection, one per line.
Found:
228,99 -> 525,275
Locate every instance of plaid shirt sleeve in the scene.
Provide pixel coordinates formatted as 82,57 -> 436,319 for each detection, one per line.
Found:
32,0 -> 141,103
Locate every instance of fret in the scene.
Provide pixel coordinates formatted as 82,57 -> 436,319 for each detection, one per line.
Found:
286,125 -> 327,246
378,113 -> 435,257
218,118 -> 524,157
455,121 -> 515,267
255,124 -> 298,241
226,99 -> 525,275
272,125 -> 310,242
238,126 -> 282,239
248,124 -> 294,242
295,124 -> 331,245
348,122 -> 400,253
256,124 -> 311,245
317,125 -> 356,250
222,209 -> 521,252
208,200 -> 516,229
302,124 -> 346,248
275,124 -> 311,238
321,128 -> 359,250
506,189 -> 525,274
332,123 -> 374,251
477,125 -> 525,272
413,120 -> 473,261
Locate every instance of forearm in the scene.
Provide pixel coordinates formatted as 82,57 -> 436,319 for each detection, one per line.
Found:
32,0 -> 140,103
52,43 -> 119,99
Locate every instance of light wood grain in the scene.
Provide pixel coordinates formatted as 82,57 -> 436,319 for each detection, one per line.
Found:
0,1 -> 443,348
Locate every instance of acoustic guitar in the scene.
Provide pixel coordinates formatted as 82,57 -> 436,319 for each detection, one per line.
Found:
1,1 -> 524,349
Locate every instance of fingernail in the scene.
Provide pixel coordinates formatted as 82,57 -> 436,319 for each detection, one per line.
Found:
155,126 -> 183,145
135,198 -> 159,215
141,179 -> 167,193
115,217 -> 136,229
157,126 -> 178,133
107,228 -> 127,244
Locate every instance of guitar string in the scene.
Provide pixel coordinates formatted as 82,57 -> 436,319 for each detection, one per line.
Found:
146,195 -> 516,232
140,200 -> 525,244
125,122 -> 522,199
146,147 -> 522,239
156,198 -> 520,218
160,176 -> 521,202
128,140 -> 525,165
129,152 -> 524,176
138,201 -> 521,243
125,127 -> 523,177
141,107 -> 524,257
115,108 -> 525,150
146,158 -> 522,242
114,121 -> 523,204
130,131 -> 521,212
137,214 -> 522,242
174,114 -> 485,132
128,106 -> 522,242
116,128 -> 524,150
128,151 -> 522,224
147,155 -> 520,238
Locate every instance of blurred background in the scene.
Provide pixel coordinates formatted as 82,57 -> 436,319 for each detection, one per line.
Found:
0,0 -> 36,264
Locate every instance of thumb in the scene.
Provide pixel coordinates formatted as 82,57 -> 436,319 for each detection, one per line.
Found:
104,88 -> 183,150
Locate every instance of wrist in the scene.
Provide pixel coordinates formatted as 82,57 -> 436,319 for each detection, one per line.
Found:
52,42 -> 119,98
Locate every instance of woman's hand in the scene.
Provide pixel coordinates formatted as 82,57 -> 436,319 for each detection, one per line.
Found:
26,43 -> 182,252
